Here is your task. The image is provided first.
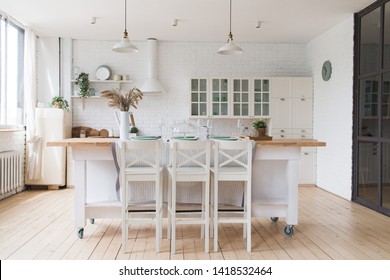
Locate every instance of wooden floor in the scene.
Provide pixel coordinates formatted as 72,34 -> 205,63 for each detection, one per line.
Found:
1,186 -> 390,260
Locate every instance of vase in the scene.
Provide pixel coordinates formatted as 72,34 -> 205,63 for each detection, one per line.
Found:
257,127 -> 266,137
119,111 -> 130,140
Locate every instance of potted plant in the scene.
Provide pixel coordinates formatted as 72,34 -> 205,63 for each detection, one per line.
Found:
251,119 -> 267,136
75,72 -> 90,98
129,126 -> 139,138
51,96 -> 69,111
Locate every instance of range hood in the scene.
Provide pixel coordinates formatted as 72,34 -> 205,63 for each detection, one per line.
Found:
140,38 -> 165,94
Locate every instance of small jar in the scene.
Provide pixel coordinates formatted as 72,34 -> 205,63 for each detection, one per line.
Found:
80,130 -> 86,138
113,74 -> 122,81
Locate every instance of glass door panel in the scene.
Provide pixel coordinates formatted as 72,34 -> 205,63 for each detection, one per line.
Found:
233,79 -> 249,116
360,7 -> 381,75
359,76 -> 379,137
358,142 -> 379,205
382,142 -> 390,209
382,72 -> 390,138
190,78 -> 207,117
211,78 -> 228,116
384,2 -> 390,68
253,79 -> 270,117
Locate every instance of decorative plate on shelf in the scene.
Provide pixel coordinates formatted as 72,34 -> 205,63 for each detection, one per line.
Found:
95,65 -> 112,80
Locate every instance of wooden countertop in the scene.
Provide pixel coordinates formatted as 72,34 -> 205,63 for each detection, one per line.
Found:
48,138 -> 326,148
255,139 -> 326,147
47,137 -> 118,147
0,129 -> 25,133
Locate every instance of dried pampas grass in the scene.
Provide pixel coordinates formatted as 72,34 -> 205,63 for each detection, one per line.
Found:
100,88 -> 143,111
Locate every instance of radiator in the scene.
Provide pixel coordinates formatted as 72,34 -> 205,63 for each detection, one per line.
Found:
0,151 -> 22,196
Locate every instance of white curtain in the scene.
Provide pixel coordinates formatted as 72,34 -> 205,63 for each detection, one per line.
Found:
24,27 -> 41,180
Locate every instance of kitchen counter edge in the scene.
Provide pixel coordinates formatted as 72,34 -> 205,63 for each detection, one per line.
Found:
47,138 -> 326,147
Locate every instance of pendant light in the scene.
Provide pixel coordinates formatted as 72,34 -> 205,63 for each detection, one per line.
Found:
112,0 -> 139,53
217,0 -> 243,55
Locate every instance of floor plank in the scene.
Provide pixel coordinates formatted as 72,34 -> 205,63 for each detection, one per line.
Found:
1,186 -> 390,260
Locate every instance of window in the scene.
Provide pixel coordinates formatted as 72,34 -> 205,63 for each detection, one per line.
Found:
0,14 -> 24,125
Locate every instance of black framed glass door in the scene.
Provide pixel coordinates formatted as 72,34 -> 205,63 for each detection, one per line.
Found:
354,0 -> 390,216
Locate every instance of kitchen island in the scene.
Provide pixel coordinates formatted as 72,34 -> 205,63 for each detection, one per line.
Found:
48,138 -> 326,238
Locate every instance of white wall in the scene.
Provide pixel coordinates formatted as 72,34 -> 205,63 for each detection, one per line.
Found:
307,16 -> 354,200
71,40 -> 310,136
37,37 -> 60,103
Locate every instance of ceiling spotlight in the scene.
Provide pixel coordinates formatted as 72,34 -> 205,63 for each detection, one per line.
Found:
172,19 -> 178,27
256,21 -> 261,29
90,17 -> 96,24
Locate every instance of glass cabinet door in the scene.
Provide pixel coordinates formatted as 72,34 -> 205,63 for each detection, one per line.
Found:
232,79 -> 249,117
190,78 -> 208,117
211,78 -> 229,116
253,79 -> 270,117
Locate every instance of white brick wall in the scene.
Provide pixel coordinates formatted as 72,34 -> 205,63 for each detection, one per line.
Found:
307,16 -> 354,200
72,40 -> 310,136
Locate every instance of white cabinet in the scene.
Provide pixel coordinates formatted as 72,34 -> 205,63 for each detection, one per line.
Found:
271,77 -> 315,184
271,77 -> 313,139
232,78 -> 250,117
211,78 -> 230,117
190,78 -> 271,119
271,97 -> 292,129
190,78 -> 209,117
299,147 -> 317,185
232,78 -> 271,118
189,78 -> 230,118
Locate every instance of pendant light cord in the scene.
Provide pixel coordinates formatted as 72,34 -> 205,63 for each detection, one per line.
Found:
124,0 -> 127,33
229,0 -> 232,34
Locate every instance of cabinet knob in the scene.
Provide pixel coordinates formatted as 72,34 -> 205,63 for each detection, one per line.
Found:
280,129 -> 284,132
304,152 -> 309,155
301,98 -> 305,101
280,98 -> 285,101
281,135 -> 285,138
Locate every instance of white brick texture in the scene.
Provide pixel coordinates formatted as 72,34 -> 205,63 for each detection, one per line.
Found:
307,16 -> 354,200
71,40 -> 310,136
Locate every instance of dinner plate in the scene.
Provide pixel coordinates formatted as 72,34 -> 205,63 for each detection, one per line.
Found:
95,65 -> 111,80
210,136 -> 238,141
133,136 -> 160,140
173,136 -> 199,141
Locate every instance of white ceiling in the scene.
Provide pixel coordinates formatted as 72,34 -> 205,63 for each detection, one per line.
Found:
0,0 -> 376,43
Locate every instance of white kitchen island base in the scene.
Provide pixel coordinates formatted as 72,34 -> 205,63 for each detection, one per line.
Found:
48,138 -> 325,239
252,146 -> 301,235
72,145 -> 120,238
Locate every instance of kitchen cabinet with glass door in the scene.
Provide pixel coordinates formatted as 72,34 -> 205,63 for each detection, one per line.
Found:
211,78 -> 229,117
232,78 -> 271,118
189,78 -> 230,118
190,78 -> 209,118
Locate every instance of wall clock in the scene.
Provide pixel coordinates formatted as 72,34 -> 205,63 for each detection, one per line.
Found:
322,60 -> 332,81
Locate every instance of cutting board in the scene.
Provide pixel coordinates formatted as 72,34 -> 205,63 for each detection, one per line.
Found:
239,135 -> 273,141
72,126 -> 109,138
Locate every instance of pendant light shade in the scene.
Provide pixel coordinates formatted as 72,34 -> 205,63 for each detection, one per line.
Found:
112,0 -> 139,53
218,0 -> 243,55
